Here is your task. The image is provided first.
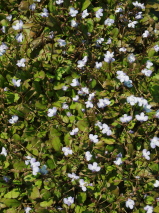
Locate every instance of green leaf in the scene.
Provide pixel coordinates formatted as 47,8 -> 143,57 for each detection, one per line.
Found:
50,136 -> 62,151
0,132 -> 8,139
1,198 -> 20,207
30,187 -> 40,200
64,133 -> 72,146
110,28 -> 119,38
81,0 -> 91,11
77,119 -> 89,131
101,138 -> 115,144
13,161 -> 26,171
4,188 -> 20,199
75,206 -> 86,213
90,79 -> 96,88
154,206 -> 159,213
47,158 -> 56,169
40,200 -> 53,207
41,189 -> 51,200
148,48 -> 155,57
86,18 -> 94,32
50,127 -> 61,137
77,192 -> 87,203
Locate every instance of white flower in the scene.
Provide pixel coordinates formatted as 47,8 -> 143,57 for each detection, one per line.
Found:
77,56 -> 88,68
141,68 -> 152,77
95,8 -> 103,18
142,149 -> 150,160
63,197 -> 74,206
106,38 -> 112,44
154,180 -> 159,187
49,31 -> 54,39
25,157 -> 40,175
135,112 -> 148,122
120,114 -> 132,123
58,39 -> 66,47
97,98 -> 111,108
85,101 -> 93,108
128,20 -> 138,28
15,33 -> 23,42
136,97 -> 148,107
47,107 -> 57,117
155,110 -> 159,118
154,44 -> 159,52
127,95 -> 137,105
29,3 -> 36,10
56,0 -> 64,4
115,8 -> 123,13
82,9 -> 89,19
88,162 -> 101,172
114,153 -> 123,165
142,30 -> 150,38
72,95 -> 79,102
127,53 -> 135,63
116,71 -> 129,83
80,87 -> 89,95
125,198 -> 135,209
70,78 -> 80,87
62,103 -> 69,109
101,123 -> 112,136
89,134 -> 99,143
31,161 -> 40,175
143,104 -> 152,113
124,80 -> 133,88
95,121 -> 103,130
69,7 -> 78,17
62,86 -> 68,91
95,61 -> 103,69
6,15 -> 12,21
119,47 -> 127,52
16,58 -> 26,67
133,1 -> 145,10
9,115 -> 19,124
114,157 -> 123,165
40,165 -> 48,175
79,179 -> 88,191
24,207 -> 32,213
1,26 -> 6,33
104,51 -> 115,63
40,8 -> 49,17
0,43 -> 8,56
96,37 -> 104,44
12,79 -> 21,87
146,60 -> 153,69
85,151 -> 92,161
12,20 -> 23,30
88,93 -> 95,101
34,0 -> 41,2
62,147 -> 73,156
71,20 -> 78,27
68,173 -> 79,181
4,87 -> 8,91
66,112 -> 72,117
1,147 -> 7,156
144,205 -> 153,213
104,18 -> 114,26
150,136 -> 159,149
70,128 -> 79,135
135,11 -> 143,19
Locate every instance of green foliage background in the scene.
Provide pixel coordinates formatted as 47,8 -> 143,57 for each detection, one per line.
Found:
0,0 -> 159,212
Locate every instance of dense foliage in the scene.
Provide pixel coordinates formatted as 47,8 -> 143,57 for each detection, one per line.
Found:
1,0 -> 159,212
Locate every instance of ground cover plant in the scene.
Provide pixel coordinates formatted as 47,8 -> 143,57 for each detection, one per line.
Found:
1,0 -> 159,212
